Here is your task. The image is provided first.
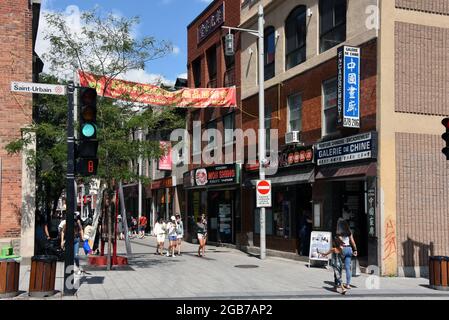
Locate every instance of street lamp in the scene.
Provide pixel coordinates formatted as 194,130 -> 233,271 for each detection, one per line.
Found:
223,4 -> 267,260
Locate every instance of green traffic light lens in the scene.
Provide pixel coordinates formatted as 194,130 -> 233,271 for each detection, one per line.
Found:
82,123 -> 96,138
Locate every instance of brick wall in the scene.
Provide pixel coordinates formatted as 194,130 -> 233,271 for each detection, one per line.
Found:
0,0 -> 33,238
395,133 -> 449,269
396,0 -> 449,16
395,22 -> 449,116
242,40 -> 377,150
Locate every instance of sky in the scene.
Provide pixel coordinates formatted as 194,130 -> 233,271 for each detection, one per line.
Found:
36,0 -> 214,85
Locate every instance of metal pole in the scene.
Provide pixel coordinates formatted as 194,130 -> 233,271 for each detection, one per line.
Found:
138,129 -> 143,232
257,4 -> 266,260
119,181 -> 133,255
64,81 -> 75,295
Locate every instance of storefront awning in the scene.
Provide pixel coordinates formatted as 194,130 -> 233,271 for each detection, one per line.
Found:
315,162 -> 376,180
245,169 -> 314,187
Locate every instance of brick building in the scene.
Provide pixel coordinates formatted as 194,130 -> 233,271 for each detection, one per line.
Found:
184,0 -> 242,244
236,0 -> 449,277
0,0 -> 42,256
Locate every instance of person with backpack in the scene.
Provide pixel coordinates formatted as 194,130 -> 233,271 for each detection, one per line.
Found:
175,214 -> 184,256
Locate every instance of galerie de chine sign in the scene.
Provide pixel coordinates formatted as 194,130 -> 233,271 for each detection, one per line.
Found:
315,132 -> 377,166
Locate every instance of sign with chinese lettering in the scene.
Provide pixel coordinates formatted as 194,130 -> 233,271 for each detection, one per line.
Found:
315,132 -> 377,166
79,70 -> 236,108
158,141 -> 172,171
245,146 -> 314,172
198,3 -> 225,43
367,177 -> 376,237
337,46 -> 360,128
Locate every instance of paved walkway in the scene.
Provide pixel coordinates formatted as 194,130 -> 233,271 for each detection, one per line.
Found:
10,237 -> 449,300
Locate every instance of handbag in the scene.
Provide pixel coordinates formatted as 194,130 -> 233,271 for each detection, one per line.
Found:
83,240 -> 91,255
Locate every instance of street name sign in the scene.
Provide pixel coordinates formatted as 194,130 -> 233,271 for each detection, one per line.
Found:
11,81 -> 67,96
256,180 -> 271,208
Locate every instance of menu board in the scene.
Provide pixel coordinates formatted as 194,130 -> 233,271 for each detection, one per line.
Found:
309,231 -> 332,263
218,204 -> 232,243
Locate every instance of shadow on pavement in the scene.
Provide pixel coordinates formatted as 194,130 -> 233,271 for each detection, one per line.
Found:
80,276 -> 105,285
324,280 -> 357,289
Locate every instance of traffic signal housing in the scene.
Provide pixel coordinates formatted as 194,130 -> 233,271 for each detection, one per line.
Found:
442,118 -> 449,160
76,87 -> 98,176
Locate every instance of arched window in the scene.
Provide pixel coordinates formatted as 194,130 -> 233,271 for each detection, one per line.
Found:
264,26 -> 275,80
285,5 -> 307,70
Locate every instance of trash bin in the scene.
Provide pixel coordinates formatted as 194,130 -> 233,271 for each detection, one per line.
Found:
29,255 -> 57,297
0,258 -> 20,299
429,256 -> 449,291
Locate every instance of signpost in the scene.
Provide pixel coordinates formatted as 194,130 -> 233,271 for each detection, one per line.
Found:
256,180 -> 271,208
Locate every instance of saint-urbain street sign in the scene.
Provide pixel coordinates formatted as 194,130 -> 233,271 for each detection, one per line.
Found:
11,81 -> 67,96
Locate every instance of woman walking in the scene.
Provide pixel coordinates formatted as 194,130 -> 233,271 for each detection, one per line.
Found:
166,216 -> 178,257
154,218 -> 166,255
196,216 -> 207,257
336,218 -> 358,290
175,214 -> 184,256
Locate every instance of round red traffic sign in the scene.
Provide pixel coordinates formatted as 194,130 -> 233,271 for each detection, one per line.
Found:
257,180 -> 271,195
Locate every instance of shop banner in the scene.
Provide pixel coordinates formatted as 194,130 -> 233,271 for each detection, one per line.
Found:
337,46 -> 360,128
158,141 -> 172,171
315,132 -> 377,166
245,146 -> 313,172
151,176 -> 173,190
184,164 -> 239,188
78,70 -> 236,108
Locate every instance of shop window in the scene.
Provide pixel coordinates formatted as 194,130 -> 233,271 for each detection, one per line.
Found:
287,93 -> 302,132
319,0 -> 347,53
264,26 -> 275,80
223,112 -> 235,145
255,208 -> 274,236
192,58 -> 202,88
322,77 -> 338,137
285,5 -> 307,70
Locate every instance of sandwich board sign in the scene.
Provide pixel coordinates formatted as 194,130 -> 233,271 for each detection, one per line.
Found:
11,81 -> 67,96
308,231 -> 332,267
256,180 -> 271,208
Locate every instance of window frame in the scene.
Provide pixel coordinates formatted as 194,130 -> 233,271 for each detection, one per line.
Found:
287,93 -> 302,133
192,58 -> 202,88
322,77 -> 338,137
319,0 -> 347,53
264,26 -> 276,81
285,5 -> 307,70
223,112 -> 235,145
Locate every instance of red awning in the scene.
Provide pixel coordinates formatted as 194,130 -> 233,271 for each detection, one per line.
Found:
315,162 -> 376,180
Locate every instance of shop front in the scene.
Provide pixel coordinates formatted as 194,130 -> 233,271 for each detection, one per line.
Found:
151,176 -> 175,223
313,132 -> 378,267
183,164 -> 241,245
243,145 -> 315,255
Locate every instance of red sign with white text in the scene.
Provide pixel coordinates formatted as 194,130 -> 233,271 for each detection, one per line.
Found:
158,141 -> 172,171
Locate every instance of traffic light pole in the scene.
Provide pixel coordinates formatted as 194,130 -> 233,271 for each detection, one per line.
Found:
64,81 -> 76,295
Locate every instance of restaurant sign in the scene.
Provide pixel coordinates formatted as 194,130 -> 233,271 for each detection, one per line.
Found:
315,132 -> 377,166
245,146 -> 313,172
184,164 -> 239,188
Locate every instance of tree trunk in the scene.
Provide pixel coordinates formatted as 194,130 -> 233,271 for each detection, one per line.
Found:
107,190 -> 113,271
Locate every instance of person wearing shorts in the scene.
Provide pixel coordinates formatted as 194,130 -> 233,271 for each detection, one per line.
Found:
196,216 -> 207,257
175,214 -> 184,256
154,218 -> 165,255
166,216 -> 178,257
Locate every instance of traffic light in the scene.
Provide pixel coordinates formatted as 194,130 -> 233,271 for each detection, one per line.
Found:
442,118 -> 449,160
76,87 -> 98,176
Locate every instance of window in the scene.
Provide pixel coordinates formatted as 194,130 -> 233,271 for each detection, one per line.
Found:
287,93 -> 302,132
319,0 -> 347,53
206,121 -> 217,149
264,27 -> 275,80
265,105 -> 271,152
206,45 -> 217,87
285,6 -> 307,70
223,113 -> 235,144
322,78 -> 338,136
192,58 -> 202,88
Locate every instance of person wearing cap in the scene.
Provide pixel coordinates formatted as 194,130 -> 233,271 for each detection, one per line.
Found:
166,216 -> 178,257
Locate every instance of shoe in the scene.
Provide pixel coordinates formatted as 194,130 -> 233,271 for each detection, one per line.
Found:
172,254 -> 175,257
166,252 -> 170,257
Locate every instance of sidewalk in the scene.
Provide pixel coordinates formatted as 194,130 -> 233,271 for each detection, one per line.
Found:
10,236 -> 449,300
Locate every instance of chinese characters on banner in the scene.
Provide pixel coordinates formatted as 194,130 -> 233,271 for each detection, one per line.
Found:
78,71 -> 236,108
337,46 -> 360,128
198,3 -> 225,43
158,141 -> 172,171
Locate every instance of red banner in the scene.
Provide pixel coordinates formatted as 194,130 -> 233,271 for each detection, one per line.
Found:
78,70 -> 236,108
158,141 -> 172,171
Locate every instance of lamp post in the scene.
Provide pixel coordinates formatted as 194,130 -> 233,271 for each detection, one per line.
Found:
223,4 -> 267,259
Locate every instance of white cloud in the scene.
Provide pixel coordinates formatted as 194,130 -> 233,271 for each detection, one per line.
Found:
172,45 -> 180,55
177,73 -> 188,80
122,69 -> 175,87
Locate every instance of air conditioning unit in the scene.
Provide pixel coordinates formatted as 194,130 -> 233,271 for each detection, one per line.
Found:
285,131 -> 301,145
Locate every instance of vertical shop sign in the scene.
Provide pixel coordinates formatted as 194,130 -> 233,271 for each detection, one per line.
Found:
367,177 -> 376,237
337,46 -> 360,128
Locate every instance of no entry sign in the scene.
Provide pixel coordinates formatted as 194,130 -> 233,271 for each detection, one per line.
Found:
256,180 -> 271,208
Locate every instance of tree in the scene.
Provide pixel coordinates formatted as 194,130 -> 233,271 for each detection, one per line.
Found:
6,7 -> 184,269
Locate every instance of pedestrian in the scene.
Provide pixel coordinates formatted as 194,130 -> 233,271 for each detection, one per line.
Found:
166,216 -> 178,257
35,210 -> 51,255
336,218 -> 358,290
319,237 -> 347,294
130,215 -> 137,238
83,218 -> 94,255
175,214 -> 184,256
196,216 -> 207,257
139,215 -> 148,239
117,215 -> 124,240
154,217 -> 166,255
61,212 -> 85,275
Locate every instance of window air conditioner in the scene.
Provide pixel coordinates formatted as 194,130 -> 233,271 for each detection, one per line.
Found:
285,131 -> 301,145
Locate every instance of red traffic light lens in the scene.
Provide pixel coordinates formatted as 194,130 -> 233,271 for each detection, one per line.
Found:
442,118 -> 449,128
